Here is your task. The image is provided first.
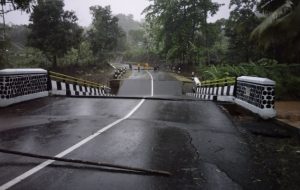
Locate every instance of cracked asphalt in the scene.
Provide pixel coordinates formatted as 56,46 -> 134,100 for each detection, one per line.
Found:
0,70 -> 292,190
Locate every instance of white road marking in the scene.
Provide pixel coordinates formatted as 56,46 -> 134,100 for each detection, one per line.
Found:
0,99 -> 146,190
146,71 -> 154,97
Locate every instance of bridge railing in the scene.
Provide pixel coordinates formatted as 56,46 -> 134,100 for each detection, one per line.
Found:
0,69 -> 49,107
189,77 -> 236,101
0,68 -> 113,107
48,71 -> 111,97
235,76 -> 276,119
49,71 -> 104,89
200,77 -> 236,87
187,76 -> 276,119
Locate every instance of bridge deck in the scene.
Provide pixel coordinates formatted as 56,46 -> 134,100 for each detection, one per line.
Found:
0,70 -> 286,189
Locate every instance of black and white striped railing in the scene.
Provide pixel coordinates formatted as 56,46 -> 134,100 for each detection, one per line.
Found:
187,85 -> 235,101
187,76 -> 276,119
186,76 -> 235,102
50,80 -> 113,97
0,69 -> 114,107
48,71 -> 113,97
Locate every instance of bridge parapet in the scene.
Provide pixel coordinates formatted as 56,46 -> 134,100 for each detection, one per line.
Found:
235,76 -> 276,119
187,76 -> 276,119
0,69 -> 49,107
0,69 -> 113,107
187,77 -> 236,101
49,71 -> 112,97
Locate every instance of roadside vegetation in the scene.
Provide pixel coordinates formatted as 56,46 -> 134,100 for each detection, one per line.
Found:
141,0 -> 300,100
0,0 -> 299,99
198,60 -> 300,100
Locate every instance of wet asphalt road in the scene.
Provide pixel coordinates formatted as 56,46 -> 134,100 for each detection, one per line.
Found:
0,70 -> 266,190
118,70 -> 182,97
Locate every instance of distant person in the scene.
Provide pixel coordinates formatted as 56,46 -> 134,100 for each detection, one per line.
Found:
129,64 -> 132,70
145,63 -> 149,70
137,63 -> 140,72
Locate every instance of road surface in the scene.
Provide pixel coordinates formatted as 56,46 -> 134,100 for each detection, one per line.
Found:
0,70 -> 275,190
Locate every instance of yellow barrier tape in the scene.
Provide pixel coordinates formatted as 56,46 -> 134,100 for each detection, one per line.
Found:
201,77 -> 236,86
50,75 -> 102,89
49,71 -> 107,89
49,71 -> 100,86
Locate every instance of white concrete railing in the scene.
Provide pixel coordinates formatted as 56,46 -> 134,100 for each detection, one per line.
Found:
50,80 -> 110,97
187,77 -> 235,101
234,76 -> 276,119
48,71 -> 112,97
0,68 -> 113,107
187,76 -> 276,119
0,69 -> 49,107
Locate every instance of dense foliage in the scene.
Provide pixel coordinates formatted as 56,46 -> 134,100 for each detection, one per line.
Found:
252,0 -> 300,62
1,0 -> 300,99
28,0 -> 82,68
87,6 -> 126,62
0,0 -> 35,12
198,60 -> 300,99
143,0 -> 222,65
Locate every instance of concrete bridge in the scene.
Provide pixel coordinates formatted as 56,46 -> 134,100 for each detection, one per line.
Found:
0,67 -> 285,190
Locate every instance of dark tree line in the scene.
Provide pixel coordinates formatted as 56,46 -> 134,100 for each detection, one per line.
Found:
1,0 -> 127,68
143,0 -> 222,65
2,0 -> 300,69
142,0 -> 300,66
28,0 -> 82,68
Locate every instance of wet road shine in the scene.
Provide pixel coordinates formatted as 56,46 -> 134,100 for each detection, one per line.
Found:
0,70 -> 266,190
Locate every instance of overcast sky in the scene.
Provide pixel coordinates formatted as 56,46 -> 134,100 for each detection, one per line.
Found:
4,0 -> 231,26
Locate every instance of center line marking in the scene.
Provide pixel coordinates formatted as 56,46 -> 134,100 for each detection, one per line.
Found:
146,71 -> 154,97
0,99 -> 146,190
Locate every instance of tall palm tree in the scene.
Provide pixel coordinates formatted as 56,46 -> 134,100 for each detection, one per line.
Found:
251,0 -> 300,61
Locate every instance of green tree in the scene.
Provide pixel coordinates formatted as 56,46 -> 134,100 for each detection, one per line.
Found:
251,0 -> 300,62
0,0 -> 35,12
87,5 -> 125,61
116,14 -> 141,34
1,0 -> 35,67
143,0 -> 222,65
28,0 -> 83,68
128,29 -> 145,47
225,0 -> 261,64
0,34 -> 9,68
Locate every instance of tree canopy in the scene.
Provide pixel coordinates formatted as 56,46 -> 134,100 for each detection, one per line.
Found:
87,5 -> 125,61
0,0 -> 35,12
252,0 -> 300,62
143,0 -> 222,65
224,0 -> 261,63
28,0 -> 82,68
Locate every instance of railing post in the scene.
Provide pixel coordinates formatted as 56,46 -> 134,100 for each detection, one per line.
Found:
234,76 -> 276,119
